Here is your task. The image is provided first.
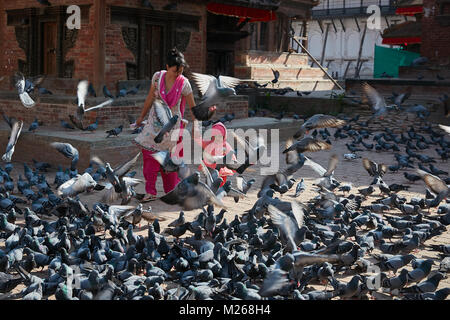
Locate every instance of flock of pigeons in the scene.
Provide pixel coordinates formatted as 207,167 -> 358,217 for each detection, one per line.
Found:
1,67 -> 450,300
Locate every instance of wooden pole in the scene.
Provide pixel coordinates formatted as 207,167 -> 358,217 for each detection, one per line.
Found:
292,36 -> 344,90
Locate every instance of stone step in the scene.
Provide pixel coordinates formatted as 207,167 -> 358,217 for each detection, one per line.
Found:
235,64 -> 326,80
235,50 -> 309,67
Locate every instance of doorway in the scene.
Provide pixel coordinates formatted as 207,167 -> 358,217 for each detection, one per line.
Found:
42,21 -> 58,76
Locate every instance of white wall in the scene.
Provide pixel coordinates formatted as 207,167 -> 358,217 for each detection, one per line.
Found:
293,13 -> 416,78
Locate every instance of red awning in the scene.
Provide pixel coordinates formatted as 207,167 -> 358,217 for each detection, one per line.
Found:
206,2 -> 277,22
395,6 -> 423,15
382,37 -> 421,45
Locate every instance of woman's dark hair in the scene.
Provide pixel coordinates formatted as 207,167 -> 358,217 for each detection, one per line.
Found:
167,47 -> 188,71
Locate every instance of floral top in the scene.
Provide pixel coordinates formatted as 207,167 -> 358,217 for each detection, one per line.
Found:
134,71 -> 192,152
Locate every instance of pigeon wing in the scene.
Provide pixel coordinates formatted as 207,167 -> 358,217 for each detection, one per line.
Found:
190,73 -> 216,96
217,75 -> 241,89
114,153 -> 141,177
268,204 -> 297,244
153,100 -> 172,126
304,156 -> 327,176
77,80 -> 89,107
324,154 -> 339,177
362,82 -> 385,112
84,99 -> 114,112
417,169 -> 448,194
290,201 -> 305,229
306,114 -> 346,130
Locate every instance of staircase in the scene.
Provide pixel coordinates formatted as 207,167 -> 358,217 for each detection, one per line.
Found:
234,50 -> 339,91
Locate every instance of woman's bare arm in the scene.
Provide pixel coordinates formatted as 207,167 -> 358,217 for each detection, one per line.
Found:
136,84 -> 157,126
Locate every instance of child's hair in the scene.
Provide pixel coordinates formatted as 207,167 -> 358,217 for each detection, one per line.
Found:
167,47 -> 188,71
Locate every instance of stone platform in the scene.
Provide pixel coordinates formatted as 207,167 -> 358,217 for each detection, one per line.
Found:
345,78 -> 450,100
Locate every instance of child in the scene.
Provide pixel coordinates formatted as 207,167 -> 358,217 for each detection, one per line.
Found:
194,121 -> 236,187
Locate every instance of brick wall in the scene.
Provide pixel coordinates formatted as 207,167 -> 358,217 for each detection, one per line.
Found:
0,94 -> 248,129
421,0 -> 450,65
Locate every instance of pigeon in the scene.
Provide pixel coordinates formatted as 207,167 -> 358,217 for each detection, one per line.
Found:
392,87 -> 411,108
103,85 -> 114,99
150,150 -> 190,179
362,158 -> 387,179
234,176 -> 255,202
400,273 -> 445,294
189,72 -> 241,120
152,99 -> 179,144
168,211 -> 185,228
160,172 -> 226,210
57,173 -> 104,197
84,118 -> 99,132
75,80 -> 114,122
2,119 -> 23,163
61,120 -> 75,130
416,169 -> 449,207
293,114 -> 346,139
271,69 -> 280,85
28,118 -> 39,132
411,56 -> 429,66
88,83 -> 96,97
13,72 -> 35,108
50,142 -> 79,171
293,179 -> 306,197
126,84 -> 140,95
106,125 -> 123,138
361,82 -> 397,120
268,201 -> 305,252
283,137 -> 331,154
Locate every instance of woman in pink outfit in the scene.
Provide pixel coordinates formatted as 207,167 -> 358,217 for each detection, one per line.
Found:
134,48 -> 196,202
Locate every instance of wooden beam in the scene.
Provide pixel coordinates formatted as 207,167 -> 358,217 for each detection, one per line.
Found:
355,22 -> 367,78
320,23 -> 330,66
317,19 -> 324,34
291,36 -> 344,90
331,18 -> 337,33
343,60 -> 352,79
93,0 -> 106,93
354,17 -> 360,33
339,18 -> 346,32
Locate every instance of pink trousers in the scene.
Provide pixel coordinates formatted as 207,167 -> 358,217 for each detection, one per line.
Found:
142,149 -> 180,195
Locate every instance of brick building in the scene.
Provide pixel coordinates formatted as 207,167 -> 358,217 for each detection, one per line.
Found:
421,0 -> 450,66
0,0 -> 319,127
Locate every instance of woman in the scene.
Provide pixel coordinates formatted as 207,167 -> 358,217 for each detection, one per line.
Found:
134,48 -> 195,202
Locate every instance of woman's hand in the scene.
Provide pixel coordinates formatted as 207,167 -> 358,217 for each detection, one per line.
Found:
135,116 -> 144,127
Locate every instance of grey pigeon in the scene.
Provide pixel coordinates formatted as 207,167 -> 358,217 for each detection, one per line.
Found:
189,72 -> 241,120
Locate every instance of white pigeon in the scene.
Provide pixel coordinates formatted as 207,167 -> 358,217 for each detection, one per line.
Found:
2,119 -> 23,162
57,172 -> 100,197
14,72 -> 35,108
